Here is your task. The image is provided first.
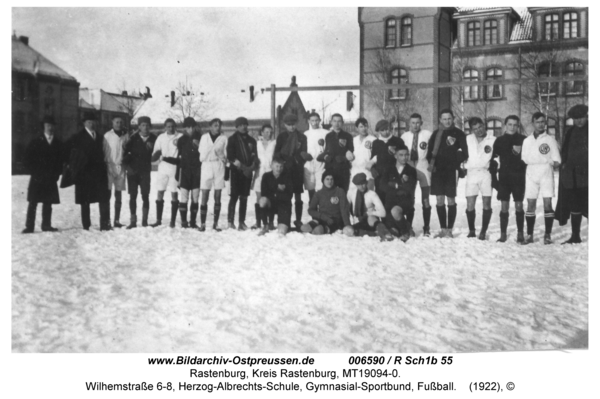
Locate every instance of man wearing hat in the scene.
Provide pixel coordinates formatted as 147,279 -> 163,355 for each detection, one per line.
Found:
379,146 -> 418,240
303,112 -> 328,202
103,115 -> 130,228
345,172 -> 392,240
556,104 -> 588,244
301,171 -> 351,235
316,114 -> 355,193
274,113 -> 308,230
256,156 -> 294,237
175,117 -> 202,228
21,115 -> 63,233
521,112 -> 561,245
64,111 -> 111,230
227,117 -> 257,230
150,118 -> 182,228
122,116 -> 156,228
370,119 -> 405,204
426,109 -> 469,238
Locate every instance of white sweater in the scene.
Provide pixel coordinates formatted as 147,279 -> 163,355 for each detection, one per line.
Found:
346,187 -> 386,223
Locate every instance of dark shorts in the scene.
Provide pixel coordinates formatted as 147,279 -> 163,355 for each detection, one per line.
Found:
352,217 -> 382,237
127,172 -> 151,197
497,173 -> 525,202
430,168 -> 458,197
269,200 -> 292,227
289,166 -> 304,194
179,167 -> 201,190
384,214 -> 410,237
308,218 -> 344,234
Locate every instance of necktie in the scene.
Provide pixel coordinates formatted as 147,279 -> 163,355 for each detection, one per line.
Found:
354,190 -> 366,219
90,131 -> 96,140
410,132 -> 419,161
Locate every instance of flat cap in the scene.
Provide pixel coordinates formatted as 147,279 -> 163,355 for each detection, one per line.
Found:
375,119 -> 389,132
183,117 -> 197,127
42,115 -> 56,125
352,173 -> 368,186
82,111 -> 97,122
567,104 -> 588,119
321,169 -> 335,183
283,114 -> 298,124
138,116 -> 151,125
235,117 -> 249,127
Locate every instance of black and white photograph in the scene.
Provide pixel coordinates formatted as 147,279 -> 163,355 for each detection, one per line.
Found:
10,3 -> 590,362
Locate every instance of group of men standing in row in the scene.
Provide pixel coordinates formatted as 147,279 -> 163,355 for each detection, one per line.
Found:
21,104 -> 588,245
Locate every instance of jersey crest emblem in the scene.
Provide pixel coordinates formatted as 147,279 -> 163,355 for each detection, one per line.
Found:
318,138 -> 325,146
484,145 -> 492,154
146,141 -> 154,151
330,196 -> 339,205
388,146 -> 397,155
446,136 -> 456,146
364,140 -> 372,150
512,145 -> 522,155
539,143 -> 550,155
419,142 -> 427,150
339,138 -> 347,147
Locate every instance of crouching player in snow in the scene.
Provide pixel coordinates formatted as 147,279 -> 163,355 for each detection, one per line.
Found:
122,116 -> 156,228
301,171 -> 351,235
464,117 -> 496,240
175,117 -> 202,228
22,116 -> 63,234
198,118 -> 228,232
401,113 -> 433,236
303,112 -> 328,202
345,172 -> 392,241
151,118 -> 182,227
380,146 -> 417,242
103,116 -> 129,228
521,112 -> 561,244
257,157 -> 293,237
492,115 -> 526,243
252,124 -> 276,230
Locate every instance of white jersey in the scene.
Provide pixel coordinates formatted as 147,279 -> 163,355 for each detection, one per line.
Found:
153,131 -> 182,174
199,132 -> 228,163
103,129 -> 129,167
401,129 -> 432,166
351,134 -> 376,179
522,132 -> 561,166
464,133 -> 496,170
304,127 -> 328,174
346,188 -> 386,223
255,138 -> 276,175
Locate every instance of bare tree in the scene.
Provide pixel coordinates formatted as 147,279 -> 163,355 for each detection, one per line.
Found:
167,79 -> 216,123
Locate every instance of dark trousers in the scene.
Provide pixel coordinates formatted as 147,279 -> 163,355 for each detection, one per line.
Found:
81,202 -> 110,229
128,172 -> 151,214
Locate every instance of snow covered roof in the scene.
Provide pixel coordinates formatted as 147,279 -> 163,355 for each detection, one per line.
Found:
12,35 -> 78,82
79,88 -> 146,115
455,7 -> 532,43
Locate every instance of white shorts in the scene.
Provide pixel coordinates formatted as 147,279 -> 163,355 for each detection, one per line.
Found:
108,169 -> 127,191
304,168 -> 323,191
409,160 -> 431,188
201,161 -> 225,190
465,169 -> 492,197
525,164 -> 555,199
156,169 -> 178,192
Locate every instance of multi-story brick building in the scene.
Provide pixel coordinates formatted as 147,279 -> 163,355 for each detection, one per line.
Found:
358,7 -> 588,140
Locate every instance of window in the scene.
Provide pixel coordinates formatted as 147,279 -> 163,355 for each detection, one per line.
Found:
390,68 -> 408,100
401,17 -> 412,46
563,12 -> 578,39
547,117 -> 556,136
467,21 -> 481,46
14,78 -> 29,101
545,14 -> 560,41
463,69 -> 479,100
484,20 -> 498,45
386,19 -> 397,47
565,62 -> 585,95
486,68 -> 503,99
487,119 -> 503,137
538,63 -> 558,96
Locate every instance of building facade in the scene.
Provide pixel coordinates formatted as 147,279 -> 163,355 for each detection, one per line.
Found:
358,7 -> 588,140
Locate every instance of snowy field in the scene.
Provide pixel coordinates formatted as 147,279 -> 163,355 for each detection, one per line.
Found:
12,173 -> 588,353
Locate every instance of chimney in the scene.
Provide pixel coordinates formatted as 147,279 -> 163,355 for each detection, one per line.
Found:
170,91 -> 175,107
121,90 -> 128,96
19,36 -> 29,46
145,86 -> 152,99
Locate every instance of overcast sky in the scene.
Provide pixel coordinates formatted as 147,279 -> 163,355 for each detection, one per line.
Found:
12,7 -> 361,120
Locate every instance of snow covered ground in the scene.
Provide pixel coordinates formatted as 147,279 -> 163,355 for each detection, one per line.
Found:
12,173 -> 588,353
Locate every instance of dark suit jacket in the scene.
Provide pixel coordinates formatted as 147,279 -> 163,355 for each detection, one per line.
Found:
380,163 -> 417,211
25,134 -> 62,204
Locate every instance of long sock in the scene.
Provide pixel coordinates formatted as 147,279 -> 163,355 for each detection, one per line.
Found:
260,206 -> 269,226
525,212 -> 536,235
466,209 -> 476,231
481,209 -> 492,233
214,203 -> 221,225
254,204 -> 262,227
170,200 -> 179,225
515,210 -> 525,233
544,210 -> 555,235
200,204 -> 208,224
25,202 -> 37,230
500,211 -> 509,234
447,204 -> 457,229
268,209 -> 275,226
179,202 -> 188,225
239,196 -> 248,223
571,212 -> 582,238
190,203 -> 199,226
114,200 -> 121,223
423,206 -> 431,228
405,208 -> 415,227
228,196 -> 238,223
295,200 -> 303,223
436,205 -> 447,229
155,200 -> 164,223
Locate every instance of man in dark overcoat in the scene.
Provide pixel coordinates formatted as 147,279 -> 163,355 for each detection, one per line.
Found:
556,104 -> 588,244
22,116 -> 63,233
65,112 -> 111,231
